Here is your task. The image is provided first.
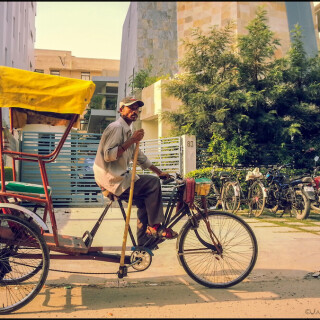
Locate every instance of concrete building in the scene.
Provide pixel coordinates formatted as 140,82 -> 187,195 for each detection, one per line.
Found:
119,1 -> 320,140
0,1 -> 37,126
0,2 -> 36,70
34,49 -> 120,132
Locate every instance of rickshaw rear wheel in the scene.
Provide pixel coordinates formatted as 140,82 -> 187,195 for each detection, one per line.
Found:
0,214 -> 49,314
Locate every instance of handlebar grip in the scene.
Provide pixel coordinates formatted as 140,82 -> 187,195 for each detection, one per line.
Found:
161,177 -> 175,185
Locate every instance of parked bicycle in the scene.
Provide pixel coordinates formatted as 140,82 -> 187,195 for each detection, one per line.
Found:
219,166 -> 267,217
263,164 -> 314,219
246,168 -> 268,217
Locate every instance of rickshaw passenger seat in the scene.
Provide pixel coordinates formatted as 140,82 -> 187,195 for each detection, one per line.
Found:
0,181 -> 52,198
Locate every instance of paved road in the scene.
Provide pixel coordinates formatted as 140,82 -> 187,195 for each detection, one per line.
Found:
4,206 -> 320,318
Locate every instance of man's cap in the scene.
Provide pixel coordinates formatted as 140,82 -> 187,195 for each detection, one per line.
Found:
119,96 -> 144,108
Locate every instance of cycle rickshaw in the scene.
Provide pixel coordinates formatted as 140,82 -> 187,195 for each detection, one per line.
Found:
0,66 -> 258,314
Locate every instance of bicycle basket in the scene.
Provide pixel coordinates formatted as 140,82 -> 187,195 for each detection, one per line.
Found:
195,178 -> 212,196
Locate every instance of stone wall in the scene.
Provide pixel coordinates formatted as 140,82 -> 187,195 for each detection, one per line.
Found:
136,2 -> 178,75
177,2 -> 319,62
118,2 -> 178,104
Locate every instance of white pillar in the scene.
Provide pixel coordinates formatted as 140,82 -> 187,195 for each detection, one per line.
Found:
182,135 -> 196,176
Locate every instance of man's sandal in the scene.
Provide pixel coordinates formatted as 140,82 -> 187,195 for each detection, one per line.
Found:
146,224 -> 178,240
161,227 -> 178,239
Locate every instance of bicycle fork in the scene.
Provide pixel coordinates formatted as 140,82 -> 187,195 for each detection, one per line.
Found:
200,196 -> 223,257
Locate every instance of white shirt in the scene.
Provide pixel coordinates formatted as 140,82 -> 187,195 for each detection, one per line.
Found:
93,117 -> 152,196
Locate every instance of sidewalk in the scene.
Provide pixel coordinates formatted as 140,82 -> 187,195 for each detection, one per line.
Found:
45,206 -> 320,284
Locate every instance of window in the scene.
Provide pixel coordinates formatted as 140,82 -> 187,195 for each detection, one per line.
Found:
81,72 -> 90,80
50,70 -> 60,76
34,69 -> 44,73
105,96 -> 117,110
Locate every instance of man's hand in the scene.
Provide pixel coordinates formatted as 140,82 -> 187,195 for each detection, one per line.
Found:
118,129 -> 144,157
158,172 -> 170,180
131,129 -> 144,143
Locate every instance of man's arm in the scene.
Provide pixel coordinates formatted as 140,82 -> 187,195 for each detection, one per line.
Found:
116,129 -> 144,158
148,164 -> 170,179
117,128 -> 170,179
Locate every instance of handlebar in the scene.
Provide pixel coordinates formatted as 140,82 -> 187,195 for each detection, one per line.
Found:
160,173 -> 184,186
161,177 -> 175,185
267,163 -> 291,172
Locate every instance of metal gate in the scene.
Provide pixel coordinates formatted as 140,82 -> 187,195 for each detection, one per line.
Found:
21,132 -> 182,207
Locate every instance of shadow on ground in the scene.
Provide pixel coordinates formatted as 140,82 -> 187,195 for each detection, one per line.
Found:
12,268 -> 320,316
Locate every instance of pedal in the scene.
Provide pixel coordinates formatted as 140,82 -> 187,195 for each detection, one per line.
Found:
82,230 -> 93,247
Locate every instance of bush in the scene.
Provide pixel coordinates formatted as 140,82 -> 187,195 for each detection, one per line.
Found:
0,167 -> 13,181
185,167 -> 213,179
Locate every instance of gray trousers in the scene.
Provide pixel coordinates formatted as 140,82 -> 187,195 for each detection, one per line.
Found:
121,174 -> 165,245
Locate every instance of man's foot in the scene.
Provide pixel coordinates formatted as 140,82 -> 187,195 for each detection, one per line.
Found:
146,224 -> 178,239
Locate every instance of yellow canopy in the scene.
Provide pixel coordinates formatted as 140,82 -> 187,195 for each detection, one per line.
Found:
0,66 -> 96,115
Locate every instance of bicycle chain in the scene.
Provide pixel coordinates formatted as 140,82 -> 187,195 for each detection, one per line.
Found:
47,267 -> 143,275
11,260 -> 143,275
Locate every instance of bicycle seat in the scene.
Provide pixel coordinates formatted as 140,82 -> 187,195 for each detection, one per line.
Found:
290,176 -> 313,184
100,187 -> 118,201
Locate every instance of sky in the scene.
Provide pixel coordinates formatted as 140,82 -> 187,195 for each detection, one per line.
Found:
35,2 -> 130,60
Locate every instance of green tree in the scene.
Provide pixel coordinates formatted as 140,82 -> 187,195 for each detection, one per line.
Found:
163,22 -> 238,149
163,7 -> 320,168
129,56 -> 169,93
84,95 -> 104,122
271,25 -> 320,168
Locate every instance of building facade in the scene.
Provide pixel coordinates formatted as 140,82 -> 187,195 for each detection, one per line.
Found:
0,2 -> 36,70
119,1 -> 320,140
177,2 -> 319,61
34,49 -> 120,132
0,1 -> 37,126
